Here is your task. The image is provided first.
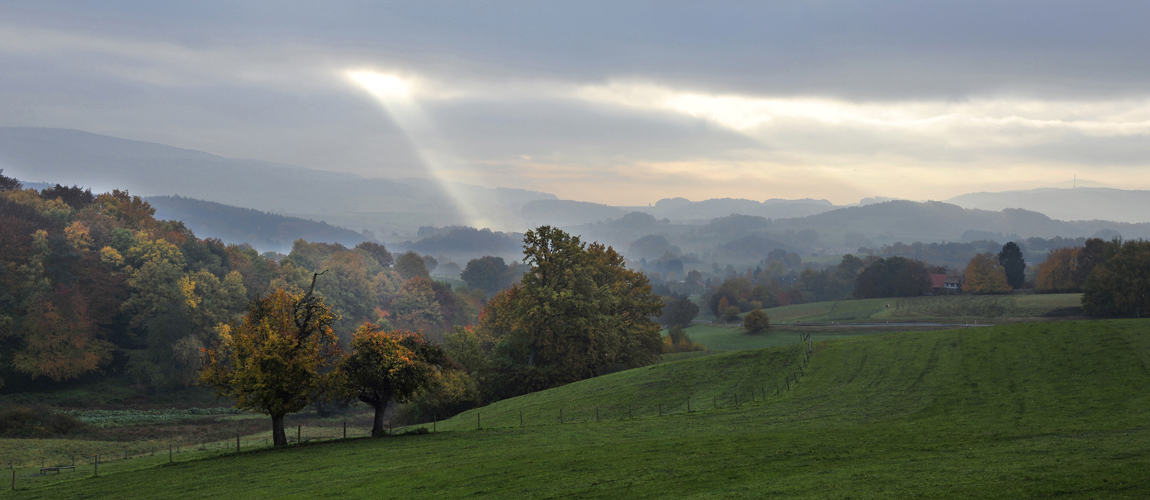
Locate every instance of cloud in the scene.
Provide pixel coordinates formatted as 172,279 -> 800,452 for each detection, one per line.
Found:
3,2 -> 1150,207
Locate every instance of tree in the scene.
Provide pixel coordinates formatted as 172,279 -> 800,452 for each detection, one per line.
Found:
1035,247 -> 1079,293
339,323 -> 448,436
480,226 -> 663,395
963,253 -> 1011,294
421,254 -> 438,274
742,308 -> 770,332
200,273 -> 341,446
1073,238 -> 1107,287
389,276 -> 444,333
355,241 -> 393,268
461,256 -> 511,295
1082,239 -> 1150,317
659,294 -> 699,328
998,242 -> 1026,289
13,285 -> 113,382
394,251 -> 430,281
854,256 -> 932,298
0,169 -> 21,192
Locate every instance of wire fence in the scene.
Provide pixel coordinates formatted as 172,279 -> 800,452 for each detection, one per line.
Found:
401,333 -> 815,432
7,333 -> 816,491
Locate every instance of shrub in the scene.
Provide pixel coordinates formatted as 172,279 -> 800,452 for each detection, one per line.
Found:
742,309 -> 770,332
0,405 -> 87,437
663,325 -> 706,353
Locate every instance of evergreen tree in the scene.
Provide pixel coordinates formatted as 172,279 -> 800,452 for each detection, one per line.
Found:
998,242 -> 1026,289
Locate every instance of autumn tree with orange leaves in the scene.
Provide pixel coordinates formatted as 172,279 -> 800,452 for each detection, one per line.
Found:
339,324 -> 449,436
200,273 -> 341,446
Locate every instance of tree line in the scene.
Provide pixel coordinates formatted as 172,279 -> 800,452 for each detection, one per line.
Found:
201,226 -> 664,443
0,171 -> 479,391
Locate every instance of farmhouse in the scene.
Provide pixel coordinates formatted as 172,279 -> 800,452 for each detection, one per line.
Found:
931,273 -> 964,294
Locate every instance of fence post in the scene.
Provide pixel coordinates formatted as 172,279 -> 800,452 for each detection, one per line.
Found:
169,445 -> 172,463
658,404 -> 662,416
714,396 -> 717,409
433,414 -> 436,433
560,408 -> 563,424
687,399 -> 690,412
10,468 -> 14,491
520,411 -> 523,427
297,425 -> 301,444
735,394 -> 739,406
343,420 -> 347,439
596,407 -> 599,422
477,412 -> 480,430
237,434 -> 241,454
389,419 -> 393,435
94,455 -> 98,477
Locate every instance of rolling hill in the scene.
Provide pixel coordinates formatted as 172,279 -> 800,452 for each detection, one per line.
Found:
16,319 -> 1150,498
948,187 -> 1150,224
146,195 -> 368,253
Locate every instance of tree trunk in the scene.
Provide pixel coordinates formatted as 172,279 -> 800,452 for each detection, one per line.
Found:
371,401 -> 389,437
272,413 -> 287,446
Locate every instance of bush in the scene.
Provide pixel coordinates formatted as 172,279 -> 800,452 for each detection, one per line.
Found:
663,325 -> 706,353
742,309 -> 770,332
0,405 -> 87,437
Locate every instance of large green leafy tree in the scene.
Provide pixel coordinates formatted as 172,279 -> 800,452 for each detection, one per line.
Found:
394,251 -> 430,281
461,256 -> 510,295
659,294 -> 699,328
1082,239 -> 1150,318
200,273 -> 341,446
854,256 -> 932,298
998,242 -> 1026,289
480,226 -> 663,397
339,323 -> 449,436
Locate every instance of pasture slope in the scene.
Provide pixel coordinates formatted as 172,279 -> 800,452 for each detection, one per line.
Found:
683,293 -> 1083,352
765,293 -> 1083,324
10,319 -> 1150,498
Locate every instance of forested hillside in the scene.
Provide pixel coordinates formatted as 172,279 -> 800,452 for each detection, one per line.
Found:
0,172 -> 480,392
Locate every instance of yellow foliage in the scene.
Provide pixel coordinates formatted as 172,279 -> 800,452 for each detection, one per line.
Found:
178,275 -> 200,309
4,189 -> 73,226
99,246 -> 125,268
126,233 -> 186,268
963,253 -> 1011,295
1035,247 -> 1079,293
64,222 -> 92,251
200,285 -> 340,421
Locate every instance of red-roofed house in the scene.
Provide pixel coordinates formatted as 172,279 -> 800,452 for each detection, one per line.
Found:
930,274 -> 947,291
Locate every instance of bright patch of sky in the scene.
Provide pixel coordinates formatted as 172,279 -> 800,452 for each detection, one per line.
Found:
1,1 -> 1149,205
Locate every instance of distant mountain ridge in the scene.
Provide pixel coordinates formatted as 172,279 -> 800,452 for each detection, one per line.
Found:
946,187 -> 1150,224
0,127 -> 557,237
770,200 -> 1150,245
146,195 -> 367,253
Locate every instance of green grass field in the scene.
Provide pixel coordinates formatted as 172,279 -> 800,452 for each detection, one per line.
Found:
680,293 -> 1083,352
9,318 -> 1149,498
765,293 -> 1082,324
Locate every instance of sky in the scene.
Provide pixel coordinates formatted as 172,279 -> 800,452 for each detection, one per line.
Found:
2,1 -> 1149,206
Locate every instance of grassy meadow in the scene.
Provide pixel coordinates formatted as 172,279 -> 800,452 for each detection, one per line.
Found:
678,293 -> 1084,353
7,318 -> 1149,498
764,293 -> 1082,324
